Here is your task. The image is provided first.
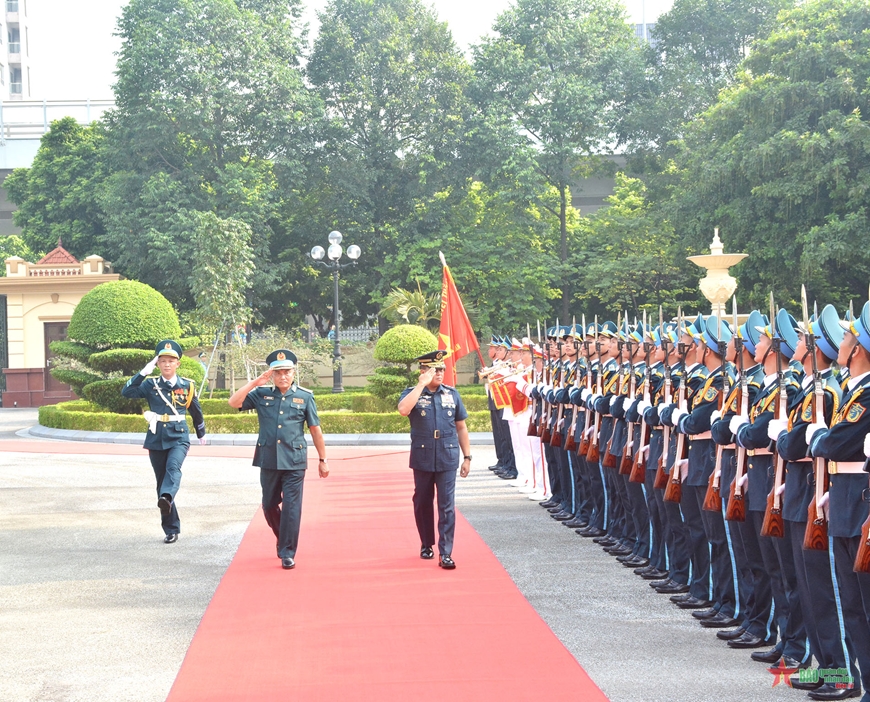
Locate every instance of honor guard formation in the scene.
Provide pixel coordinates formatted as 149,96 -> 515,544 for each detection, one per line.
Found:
481,292 -> 870,701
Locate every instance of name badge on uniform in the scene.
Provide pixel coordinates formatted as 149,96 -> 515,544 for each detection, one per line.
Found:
416,396 -> 432,408
264,396 -> 275,400
441,393 -> 456,409
293,397 -> 305,404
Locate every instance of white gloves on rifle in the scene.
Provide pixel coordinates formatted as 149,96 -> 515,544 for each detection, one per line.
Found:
581,387 -> 592,401
863,433 -> 870,458
767,419 -> 788,443
671,407 -> 686,427
637,399 -> 652,415
710,409 -> 722,423
805,422 -> 828,446
729,414 -> 749,435
140,356 -> 159,376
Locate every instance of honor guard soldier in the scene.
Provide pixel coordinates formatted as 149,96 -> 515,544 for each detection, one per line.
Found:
398,350 -> 473,569
122,339 -> 206,543
228,349 -> 328,570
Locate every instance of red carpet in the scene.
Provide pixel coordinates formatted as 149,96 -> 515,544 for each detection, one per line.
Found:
166,453 -> 607,701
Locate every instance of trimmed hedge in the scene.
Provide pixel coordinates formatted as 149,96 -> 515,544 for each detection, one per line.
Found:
373,325 -> 437,364
39,402 -> 492,434
49,340 -> 97,363
67,280 -> 183,348
48,368 -> 102,395
82,378 -> 145,414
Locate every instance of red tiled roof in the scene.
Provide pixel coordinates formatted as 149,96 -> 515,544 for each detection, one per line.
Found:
37,240 -> 79,265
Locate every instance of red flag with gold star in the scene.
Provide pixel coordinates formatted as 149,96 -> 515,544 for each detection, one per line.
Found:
437,252 -> 482,386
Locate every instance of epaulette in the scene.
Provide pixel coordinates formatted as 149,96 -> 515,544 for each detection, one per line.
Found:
296,385 -> 313,394
748,378 -> 762,389
441,384 -> 456,391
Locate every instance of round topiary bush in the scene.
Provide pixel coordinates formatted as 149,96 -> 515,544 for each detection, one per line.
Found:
373,325 -> 438,369
67,280 -> 183,349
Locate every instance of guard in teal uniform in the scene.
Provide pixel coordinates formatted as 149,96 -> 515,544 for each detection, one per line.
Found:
229,349 -> 328,570
398,350 -> 472,569
122,339 -> 206,543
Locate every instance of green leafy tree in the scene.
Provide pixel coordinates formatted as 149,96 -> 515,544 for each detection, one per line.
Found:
666,0 -> 870,310
3,117 -> 108,259
472,0 -> 645,319
301,0 -> 473,317
0,235 -> 38,271
101,0 -> 317,314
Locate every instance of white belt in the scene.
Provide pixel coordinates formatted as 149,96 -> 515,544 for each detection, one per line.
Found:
690,432 -> 712,440
829,461 -> 866,474
143,411 -> 186,434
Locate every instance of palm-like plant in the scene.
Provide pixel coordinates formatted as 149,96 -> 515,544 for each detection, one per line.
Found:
380,283 -> 442,331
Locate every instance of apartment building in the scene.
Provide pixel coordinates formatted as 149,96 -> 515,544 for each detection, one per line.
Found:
4,0 -> 28,100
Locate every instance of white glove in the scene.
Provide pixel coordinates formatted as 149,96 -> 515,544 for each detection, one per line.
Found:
671,407 -> 686,427
864,434 -> 870,458
581,387 -> 592,401
710,409 -> 722,423
729,415 -> 749,435
767,419 -> 788,442
609,395 -> 618,407
199,436 -> 208,446
637,399 -> 652,414
584,426 -> 595,438
589,393 -> 602,405
140,355 -> 159,376
805,422 -> 827,446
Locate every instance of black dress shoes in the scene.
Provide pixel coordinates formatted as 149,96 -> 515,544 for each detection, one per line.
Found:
563,517 -> 587,528
498,470 -> 518,480
640,568 -> 669,580
769,656 -> 806,671
281,556 -> 295,569
807,683 -> 861,700
547,506 -> 565,514
157,495 -> 172,515
699,613 -> 739,628
596,536 -> 617,546
420,546 -> 434,560
489,463 -> 503,471
726,632 -> 768,648
656,581 -> 690,594
439,554 -> 456,569
163,533 -> 178,544
551,511 -> 574,521
679,598 -> 713,610
750,646 -> 782,663
540,499 -> 560,508
789,675 -> 824,691
716,627 -> 747,641
578,526 -> 606,537
608,546 -> 633,557
622,556 -> 649,568
690,607 -> 718,618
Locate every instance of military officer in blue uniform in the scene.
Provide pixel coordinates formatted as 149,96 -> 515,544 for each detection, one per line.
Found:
228,349 -> 328,570
398,350 -> 472,569
122,339 -> 206,543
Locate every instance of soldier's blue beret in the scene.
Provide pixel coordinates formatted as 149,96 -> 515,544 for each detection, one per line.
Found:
155,339 -> 183,359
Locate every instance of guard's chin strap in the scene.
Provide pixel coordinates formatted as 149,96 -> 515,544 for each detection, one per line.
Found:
847,343 -> 860,367
760,344 -> 773,367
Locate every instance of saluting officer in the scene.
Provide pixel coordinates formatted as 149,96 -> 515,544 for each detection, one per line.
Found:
398,350 -> 472,569
228,349 -> 328,570
122,339 -> 206,543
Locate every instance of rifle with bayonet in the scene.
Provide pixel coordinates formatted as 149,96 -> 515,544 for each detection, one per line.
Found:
704,310 -> 728,512
564,315 -> 582,452
803,287 -> 828,549
762,293 -> 787,538
527,322 -> 538,437
620,320 -> 638,476
540,320 -> 553,443
856,288 -> 870,572
630,310 -> 651,483
664,308 -> 686,503
578,314 -> 593,456
654,306 -> 672,490
549,326 -> 566,447
586,316 -> 602,463
602,312 -> 622,469
726,296 -> 748,522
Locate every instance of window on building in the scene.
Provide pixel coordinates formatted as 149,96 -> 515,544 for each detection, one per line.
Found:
7,26 -> 18,54
6,1 -> 18,13
10,65 -> 20,93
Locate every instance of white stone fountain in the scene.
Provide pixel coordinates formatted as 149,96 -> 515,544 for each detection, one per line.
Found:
686,228 -> 748,320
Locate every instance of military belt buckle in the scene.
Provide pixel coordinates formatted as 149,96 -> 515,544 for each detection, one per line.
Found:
829,461 -> 837,475
160,414 -> 170,422
433,430 -> 440,439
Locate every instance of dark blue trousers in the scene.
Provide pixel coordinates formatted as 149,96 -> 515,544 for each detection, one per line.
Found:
412,469 -> 457,556
261,468 -> 306,559
148,445 -> 188,535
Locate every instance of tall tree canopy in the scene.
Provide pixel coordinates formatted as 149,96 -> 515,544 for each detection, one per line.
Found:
473,0 -> 644,320
666,0 -> 870,310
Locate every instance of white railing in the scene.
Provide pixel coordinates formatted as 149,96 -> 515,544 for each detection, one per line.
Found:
0,99 -> 115,140
8,42 -> 19,54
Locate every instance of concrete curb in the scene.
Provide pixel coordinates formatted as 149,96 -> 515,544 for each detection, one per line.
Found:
24,424 -> 495,447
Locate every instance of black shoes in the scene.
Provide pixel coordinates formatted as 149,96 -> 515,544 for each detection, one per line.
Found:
726,632 -> 769,649
716,627 -> 748,641
578,526 -> 606,537
420,546 -> 434,560
699,613 -> 739,628
655,581 -> 690,594
640,568 -> 669,580
540,499 -> 560,508
439,554 -> 456,569
750,646 -> 782,663
769,656 -> 806,671
551,511 -> 574,521
808,683 -> 861,700
281,556 -> 295,569
157,495 -> 172,516
563,517 -> 587,528
622,556 -> 649,568
163,533 -> 178,544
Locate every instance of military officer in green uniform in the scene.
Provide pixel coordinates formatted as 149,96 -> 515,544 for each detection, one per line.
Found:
229,349 -> 328,570
122,339 -> 206,543
398,350 -> 472,569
